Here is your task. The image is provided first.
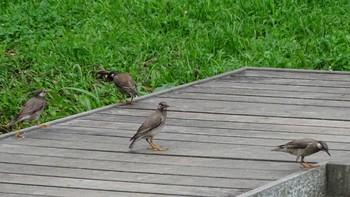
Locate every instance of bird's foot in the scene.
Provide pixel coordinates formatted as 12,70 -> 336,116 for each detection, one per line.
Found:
300,162 -> 318,168
38,123 -> 51,127
118,99 -> 126,103
148,145 -> 167,151
15,131 -> 25,138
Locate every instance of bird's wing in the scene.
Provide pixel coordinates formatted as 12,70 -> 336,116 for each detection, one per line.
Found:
16,98 -> 45,119
114,74 -> 139,96
133,111 -> 164,138
284,139 -> 310,149
114,74 -> 133,88
302,142 -> 318,155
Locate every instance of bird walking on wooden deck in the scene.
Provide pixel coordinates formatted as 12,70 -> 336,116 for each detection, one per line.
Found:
107,71 -> 139,104
129,102 -> 169,151
8,90 -> 50,138
271,138 -> 330,168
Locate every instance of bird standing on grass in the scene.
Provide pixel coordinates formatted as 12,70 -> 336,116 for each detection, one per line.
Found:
107,71 -> 139,104
271,138 -> 331,168
8,90 -> 50,138
129,102 -> 169,151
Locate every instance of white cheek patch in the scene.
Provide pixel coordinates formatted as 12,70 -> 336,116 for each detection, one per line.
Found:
317,143 -> 322,149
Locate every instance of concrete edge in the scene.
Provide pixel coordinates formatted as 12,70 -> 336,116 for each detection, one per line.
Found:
237,161 -> 329,197
0,67 -> 249,139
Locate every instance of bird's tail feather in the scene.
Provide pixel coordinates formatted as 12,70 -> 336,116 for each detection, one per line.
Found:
129,89 -> 139,97
129,139 -> 136,149
271,147 -> 283,152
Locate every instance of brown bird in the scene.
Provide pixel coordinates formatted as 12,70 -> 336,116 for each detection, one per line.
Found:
271,138 -> 331,168
107,71 -> 139,104
129,102 -> 169,151
9,90 -> 50,138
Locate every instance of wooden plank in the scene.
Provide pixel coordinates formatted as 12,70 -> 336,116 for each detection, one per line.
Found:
1,137 -> 338,164
99,112 -> 350,134
0,192 -> 50,197
181,86 -> 350,102
27,127 -> 350,151
109,98 -> 350,122
0,162 -> 268,189
220,76 -> 350,87
44,125 -> 350,145
0,145 -> 299,171
61,116 -> 350,137
94,107 -> 350,129
0,141 -> 301,180
195,81 -> 350,94
238,69 -> 350,81
0,173 -> 246,197
0,184 -> 167,197
158,91 -> 350,108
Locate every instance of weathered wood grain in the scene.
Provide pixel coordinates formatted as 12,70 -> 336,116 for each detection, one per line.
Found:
42,125 -> 350,140
195,81 -> 350,94
0,162 -> 272,189
158,92 -> 350,108
123,98 -> 350,121
38,126 -> 350,148
0,173 -> 245,197
25,127 -> 350,151
239,69 -> 350,81
0,192 -> 51,197
181,86 -> 350,102
85,110 -> 350,132
0,184 -> 167,197
221,76 -> 350,87
2,68 -> 350,196
0,146 -> 298,171
1,137 -> 338,165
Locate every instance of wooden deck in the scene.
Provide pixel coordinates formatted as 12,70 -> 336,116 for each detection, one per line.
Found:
1,67 -> 350,197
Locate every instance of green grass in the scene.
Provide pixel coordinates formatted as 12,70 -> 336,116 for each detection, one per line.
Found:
1,0 -> 350,133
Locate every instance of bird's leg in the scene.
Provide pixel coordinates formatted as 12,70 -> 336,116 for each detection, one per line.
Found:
300,162 -> 318,168
146,138 -> 167,151
38,123 -> 50,127
36,120 -> 50,128
15,124 -> 25,138
146,138 -> 157,150
150,138 -> 167,151
15,130 -> 25,138
299,157 -> 318,168
127,96 -> 134,105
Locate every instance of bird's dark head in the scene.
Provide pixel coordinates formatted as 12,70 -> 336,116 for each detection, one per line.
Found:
157,101 -> 169,111
317,141 -> 330,156
107,71 -> 119,80
34,90 -> 48,98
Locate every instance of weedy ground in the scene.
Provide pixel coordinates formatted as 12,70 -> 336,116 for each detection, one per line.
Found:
1,0 -> 350,133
